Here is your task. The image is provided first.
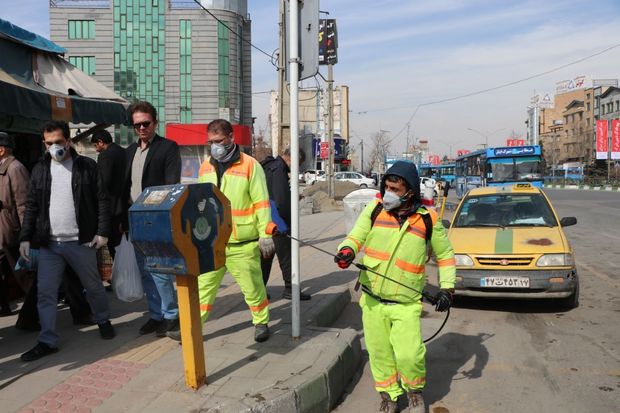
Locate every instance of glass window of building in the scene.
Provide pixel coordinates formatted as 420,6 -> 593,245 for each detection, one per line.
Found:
68,20 -> 95,39
180,19 -> 192,124
218,22 -> 230,108
69,56 -> 96,75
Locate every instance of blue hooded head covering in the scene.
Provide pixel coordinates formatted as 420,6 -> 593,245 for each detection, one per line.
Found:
380,161 -> 422,207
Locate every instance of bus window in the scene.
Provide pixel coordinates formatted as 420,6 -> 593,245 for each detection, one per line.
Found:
515,156 -> 542,180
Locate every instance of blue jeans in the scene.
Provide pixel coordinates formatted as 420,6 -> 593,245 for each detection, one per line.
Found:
134,249 -> 178,321
37,242 -> 110,347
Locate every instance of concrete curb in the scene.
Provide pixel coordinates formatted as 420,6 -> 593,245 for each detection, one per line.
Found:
543,184 -> 620,191
200,287 -> 362,413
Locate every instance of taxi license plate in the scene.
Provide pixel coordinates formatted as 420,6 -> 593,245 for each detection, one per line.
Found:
480,277 -> 530,288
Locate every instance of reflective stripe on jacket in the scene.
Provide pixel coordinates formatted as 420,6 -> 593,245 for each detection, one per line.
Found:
338,199 -> 456,303
198,153 -> 272,243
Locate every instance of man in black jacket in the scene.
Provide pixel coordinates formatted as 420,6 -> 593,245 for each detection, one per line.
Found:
260,149 -> 311,300
123,101 -> 181,338
91,129 -> 126,258
18,120 -> 115,362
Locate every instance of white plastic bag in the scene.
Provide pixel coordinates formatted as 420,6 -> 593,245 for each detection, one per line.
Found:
112,235 -> 144,302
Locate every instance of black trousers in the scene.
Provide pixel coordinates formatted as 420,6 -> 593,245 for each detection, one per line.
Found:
261,234 -> 292,290
0,250 -> 14,311
107,215 -> 124,260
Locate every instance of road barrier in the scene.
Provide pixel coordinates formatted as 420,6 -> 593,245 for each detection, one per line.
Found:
542,184 -> 620,191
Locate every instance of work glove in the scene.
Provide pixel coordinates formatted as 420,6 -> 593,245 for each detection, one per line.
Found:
258,237 -> 275,258
89,235 -> 108,249
19,241 -> 30,261
434,289 -> 453,312
334,247 -> 355,269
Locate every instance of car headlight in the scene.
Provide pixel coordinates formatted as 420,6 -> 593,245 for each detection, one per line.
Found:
454,254 -> 474,267
536,253 -> 573,267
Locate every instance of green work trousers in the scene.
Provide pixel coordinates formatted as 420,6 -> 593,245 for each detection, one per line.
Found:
198,241 -> 269,325
360,293 -> 426,401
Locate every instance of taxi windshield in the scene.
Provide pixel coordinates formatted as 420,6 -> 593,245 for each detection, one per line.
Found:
454,193 -> 558,228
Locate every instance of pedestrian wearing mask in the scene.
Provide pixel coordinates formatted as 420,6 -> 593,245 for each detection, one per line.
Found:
168,119 -> 273,343
19,120 -> 115,362
334,161 -> 456,413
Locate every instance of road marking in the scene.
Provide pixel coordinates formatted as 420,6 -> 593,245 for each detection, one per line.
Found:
600,232 -> 620,241
578,262 -> 619,288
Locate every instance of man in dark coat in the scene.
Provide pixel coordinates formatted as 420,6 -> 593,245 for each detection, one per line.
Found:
18,120 -> 115,362
260,148 -> 311,300
123,101 -> 181,338
91,129 -> 126,258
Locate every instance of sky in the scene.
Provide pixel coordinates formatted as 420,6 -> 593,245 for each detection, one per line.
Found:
6,0 -> 620,157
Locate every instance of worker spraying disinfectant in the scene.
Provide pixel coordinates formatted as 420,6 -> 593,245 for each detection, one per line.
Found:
333,161 -> 456,413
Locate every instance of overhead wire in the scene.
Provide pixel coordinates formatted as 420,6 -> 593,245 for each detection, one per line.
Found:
373,41 -> 620,140
191,0 -> 278,67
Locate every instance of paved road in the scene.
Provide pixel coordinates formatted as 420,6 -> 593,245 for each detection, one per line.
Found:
332,189 -> 620,413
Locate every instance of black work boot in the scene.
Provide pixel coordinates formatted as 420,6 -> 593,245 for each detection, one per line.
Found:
254,324 -> 269,342
379,392 -> 397,413
405,391 -> 425,413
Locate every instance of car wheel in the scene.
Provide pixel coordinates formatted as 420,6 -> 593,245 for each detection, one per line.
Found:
559,275 -> 579,309
360,184 -> 368,188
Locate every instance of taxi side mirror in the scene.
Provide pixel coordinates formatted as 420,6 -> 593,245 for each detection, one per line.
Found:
559,217 -> 577,227
442,219 -> 451,228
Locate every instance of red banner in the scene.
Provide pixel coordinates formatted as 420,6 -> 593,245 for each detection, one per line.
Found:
320,142 -> 329,159
506,139 -> 515,147
456,149 -> 470,157
612,120 -> 620,160
516,139 -> 525,146
596,120 -> 608,160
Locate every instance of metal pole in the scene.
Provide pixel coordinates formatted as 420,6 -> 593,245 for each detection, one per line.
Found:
277,0 -> 287,155
533,106 -> 539,146
327,64 -> 334,199
360,139 -> 364,173
289,0 -> 301,338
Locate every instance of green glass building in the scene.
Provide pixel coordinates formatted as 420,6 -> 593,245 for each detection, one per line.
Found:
50,0 -> 252,144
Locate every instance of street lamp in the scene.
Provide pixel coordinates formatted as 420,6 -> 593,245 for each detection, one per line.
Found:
467,127 -> 506,148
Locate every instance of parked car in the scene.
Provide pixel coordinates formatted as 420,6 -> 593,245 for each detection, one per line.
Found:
304,170 -> 325,185
420,176 -> 439,197
444,183 -> 579,308
334,171 -> 375,188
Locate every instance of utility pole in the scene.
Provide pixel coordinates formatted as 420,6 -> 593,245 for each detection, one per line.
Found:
277,0 -> 288,154
360,139 -> 364,173
288,0 -> 301,338
406,122 -> 410,160
327,63 -> 335,199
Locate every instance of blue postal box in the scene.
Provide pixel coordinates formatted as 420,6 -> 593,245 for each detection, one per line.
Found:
129,183 -> 232,276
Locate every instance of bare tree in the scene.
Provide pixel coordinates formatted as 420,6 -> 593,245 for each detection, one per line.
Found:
252,129 -> 272,162
367,130 -> 392,173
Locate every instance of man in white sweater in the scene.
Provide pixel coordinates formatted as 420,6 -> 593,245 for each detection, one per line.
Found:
19,120 -> 115,362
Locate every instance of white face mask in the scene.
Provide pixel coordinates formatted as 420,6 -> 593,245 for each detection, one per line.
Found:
210,141 -> 234,161
49,143 -> 68,162
383,190 -> 409,211
210,143 -> 228,160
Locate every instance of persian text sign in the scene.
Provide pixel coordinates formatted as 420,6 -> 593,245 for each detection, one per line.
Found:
596,120 -> 608,160
612,120 -> 620,160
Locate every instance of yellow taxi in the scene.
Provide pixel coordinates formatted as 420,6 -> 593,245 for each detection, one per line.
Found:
444,183 -> 579,308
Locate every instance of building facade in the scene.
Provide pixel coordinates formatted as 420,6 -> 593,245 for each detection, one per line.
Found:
50,0 -> 252,145
269,85 -> 350,171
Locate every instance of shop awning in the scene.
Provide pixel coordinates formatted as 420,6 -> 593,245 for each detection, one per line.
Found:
0,18 -> 127,133
166,123 -> 252,146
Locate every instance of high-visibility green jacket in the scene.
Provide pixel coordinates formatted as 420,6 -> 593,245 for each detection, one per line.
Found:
198,152 -> 272,243
338,200 -> 456,303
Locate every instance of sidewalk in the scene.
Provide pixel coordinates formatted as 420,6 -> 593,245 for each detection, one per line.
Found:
0,211 -> 362,413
